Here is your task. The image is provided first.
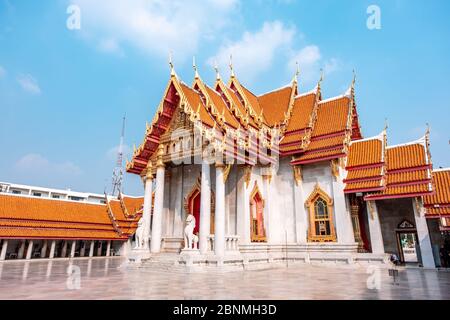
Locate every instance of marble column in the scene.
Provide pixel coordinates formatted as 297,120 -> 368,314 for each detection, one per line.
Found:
18,241 -> 25,259
332,164 -> 355,244
413,198 -> 435,268
142,163 -> 154,250
199,162 -> 211,254
25,240 -> 34,260
106,240 -> 111,257
151,145 -> 165,254
41,240 -> 48,258
367,201 -> 385,254
236,167 -> 251,245
89,241 -> 95,257
80,242 -> 86,257
97,241 -> 103,256
70,241 -> 76,258
61,241 -> 68,257
49,240 -> 56,259
1,240 -> 8,260
214,164 -> 226,257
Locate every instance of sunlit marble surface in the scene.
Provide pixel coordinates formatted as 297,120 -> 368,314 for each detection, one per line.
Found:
0,258 -> 449,300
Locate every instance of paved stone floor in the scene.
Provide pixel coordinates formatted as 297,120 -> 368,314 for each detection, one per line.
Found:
0,257 -> 449,299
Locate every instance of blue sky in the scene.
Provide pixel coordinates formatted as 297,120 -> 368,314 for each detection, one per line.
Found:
0,0 -> 449,196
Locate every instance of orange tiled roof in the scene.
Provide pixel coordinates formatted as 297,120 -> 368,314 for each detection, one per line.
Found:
285,93 -> 317,132
205,86 -> 240,128
344,136 -> 385,193
313,97 -> 350,137
257,86 -> 293,126
290,95 -> 353,164
365,139 -> 433,200
0,194 -> 143,240
179,83 -> 216,128
424,169 -> 450,218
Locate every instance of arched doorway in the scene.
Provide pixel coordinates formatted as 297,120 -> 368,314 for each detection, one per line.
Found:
250,182 -> 266,242
184,177 -> 215,235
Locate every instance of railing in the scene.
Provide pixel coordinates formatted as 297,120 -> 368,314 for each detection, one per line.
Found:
206,235 -> 240,252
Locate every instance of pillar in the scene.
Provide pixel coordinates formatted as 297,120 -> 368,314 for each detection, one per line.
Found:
151,145 -> 165,254
1,240 -> 8,261
49,240 -> 56,259
413,198 -> 435,268
214,164 -> 226,257
80,241 -> 86,257
199,162 -> 211,254
61,241 -> 67,257
332,163 -> 355,244
25,240 -> 34,260
142,164 -> 154,250
97,241 -> 103,256
106,240 -> 111,257
236,167 -> 251,245
41,240 -> 48,258
18,241 -> 26,259
70,241 -> 76,258
367,201 -> 385,254
89,241 -> 95,257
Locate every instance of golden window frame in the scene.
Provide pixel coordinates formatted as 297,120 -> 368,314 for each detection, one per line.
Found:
305,184 -> 337,243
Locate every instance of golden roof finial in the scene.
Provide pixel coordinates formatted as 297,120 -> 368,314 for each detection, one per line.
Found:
214,61 -> 221,81
229,54 -> 235,78
193,56 -> 199,79
292,61 -> 300,84
352,69 -> 356,88
384,118 -> 388,131
169,51 -> 175,77
425,122 -> 430,136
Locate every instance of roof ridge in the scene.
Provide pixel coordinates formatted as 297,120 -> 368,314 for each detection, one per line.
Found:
387,135 -> 426,149
258,83 -> 293,97
0,192 -> 107,206
295,86 -> 318,99
349,131 -> 384,145
319,94 -> 350,104
433,168 -> 450,173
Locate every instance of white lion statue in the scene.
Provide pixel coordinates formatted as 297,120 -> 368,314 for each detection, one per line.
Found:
184,214 -> 196,249
134,218 -> 145,249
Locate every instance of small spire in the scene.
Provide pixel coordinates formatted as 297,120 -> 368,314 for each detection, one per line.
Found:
352,69 -> 356,89
425,123 -> 430,136
214,61 -> 221,81
292,61 -> 300,84
193,56 -> 199,79
229,54 -> 235,78
169,51 -> 175,77
384,118 -> 388,131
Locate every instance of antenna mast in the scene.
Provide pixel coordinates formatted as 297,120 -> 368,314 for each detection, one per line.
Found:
111,115 -> 126,196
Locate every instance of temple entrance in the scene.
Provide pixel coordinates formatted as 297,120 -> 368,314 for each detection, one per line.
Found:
250,183 -> 266,242
396,220 -> 419,263
185,177 -> 215,235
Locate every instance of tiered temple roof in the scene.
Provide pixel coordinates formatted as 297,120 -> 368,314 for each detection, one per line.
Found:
424,169 -> 450,219
0,193 -> 143,240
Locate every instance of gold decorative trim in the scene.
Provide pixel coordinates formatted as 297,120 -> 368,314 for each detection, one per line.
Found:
223,164 -> 232,184
243,165 -> 252,188
331,159 -> 340,178
293,165 -> 302,186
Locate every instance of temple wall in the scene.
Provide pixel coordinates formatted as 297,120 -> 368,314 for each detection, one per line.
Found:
268,158 -> 296,244
377,198 -> 415,258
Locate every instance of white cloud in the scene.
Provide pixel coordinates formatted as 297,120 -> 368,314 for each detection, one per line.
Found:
16,73 -> 41,95
208,21 -> 295,83
97,38 -> 124,56
0,65 -> 5,78
15,154 -> 82,176
209,21 -> 340,86
107,144 -> 132,163
71,0 -> 239,60
287,46 -> 341,84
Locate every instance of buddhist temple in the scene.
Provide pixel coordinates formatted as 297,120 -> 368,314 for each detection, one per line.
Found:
1,60 -> 449,269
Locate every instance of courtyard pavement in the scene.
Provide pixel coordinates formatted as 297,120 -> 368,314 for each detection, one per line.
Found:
0,257 -> 449,299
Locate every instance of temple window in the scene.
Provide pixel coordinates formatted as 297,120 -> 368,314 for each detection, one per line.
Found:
250,183 -> 266,242
305,184 -> 337,242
